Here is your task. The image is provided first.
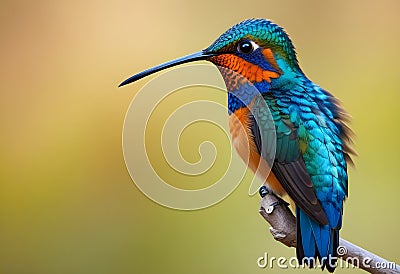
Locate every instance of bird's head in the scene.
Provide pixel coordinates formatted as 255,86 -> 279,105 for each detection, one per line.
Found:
119,19 -> 300,88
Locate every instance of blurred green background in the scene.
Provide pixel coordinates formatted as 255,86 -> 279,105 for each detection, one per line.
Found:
1,0 -> 399,273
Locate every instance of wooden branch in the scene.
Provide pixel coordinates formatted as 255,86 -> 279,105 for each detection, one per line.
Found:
258,187 -> 400,273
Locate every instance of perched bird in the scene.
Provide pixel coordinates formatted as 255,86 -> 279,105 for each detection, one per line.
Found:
119,19 -> 354,272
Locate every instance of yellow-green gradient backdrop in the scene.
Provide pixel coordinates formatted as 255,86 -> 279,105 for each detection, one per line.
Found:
1,1 -> 399,273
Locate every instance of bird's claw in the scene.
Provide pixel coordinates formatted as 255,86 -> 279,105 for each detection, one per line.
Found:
259,185 -> 270,197
259,185 -> 289,214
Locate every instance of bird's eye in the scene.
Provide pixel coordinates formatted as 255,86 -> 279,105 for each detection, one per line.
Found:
237,40 -> 255,54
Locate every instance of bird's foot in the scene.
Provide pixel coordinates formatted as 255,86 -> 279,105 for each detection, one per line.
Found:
259,185 -> 270,198
259,185 -> 289,214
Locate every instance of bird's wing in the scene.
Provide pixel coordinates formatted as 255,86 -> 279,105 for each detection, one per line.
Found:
251,96 -> 328,225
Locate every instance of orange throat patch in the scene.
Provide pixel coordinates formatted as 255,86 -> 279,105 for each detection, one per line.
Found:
209,48 -> 281,90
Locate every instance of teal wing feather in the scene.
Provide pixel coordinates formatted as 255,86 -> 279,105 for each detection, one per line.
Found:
251,94 -> 328,225
254,82 -> 351,272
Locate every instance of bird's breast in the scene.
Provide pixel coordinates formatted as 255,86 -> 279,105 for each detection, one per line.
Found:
229,106 -> 286,195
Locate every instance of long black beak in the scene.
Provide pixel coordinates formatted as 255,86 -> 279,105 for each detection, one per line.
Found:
118,50 -> 217,87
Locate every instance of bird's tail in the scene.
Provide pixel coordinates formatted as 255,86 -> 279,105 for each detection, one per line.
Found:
296,207 -> 340,272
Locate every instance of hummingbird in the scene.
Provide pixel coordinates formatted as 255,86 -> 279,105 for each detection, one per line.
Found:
119,18 -> 354,272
